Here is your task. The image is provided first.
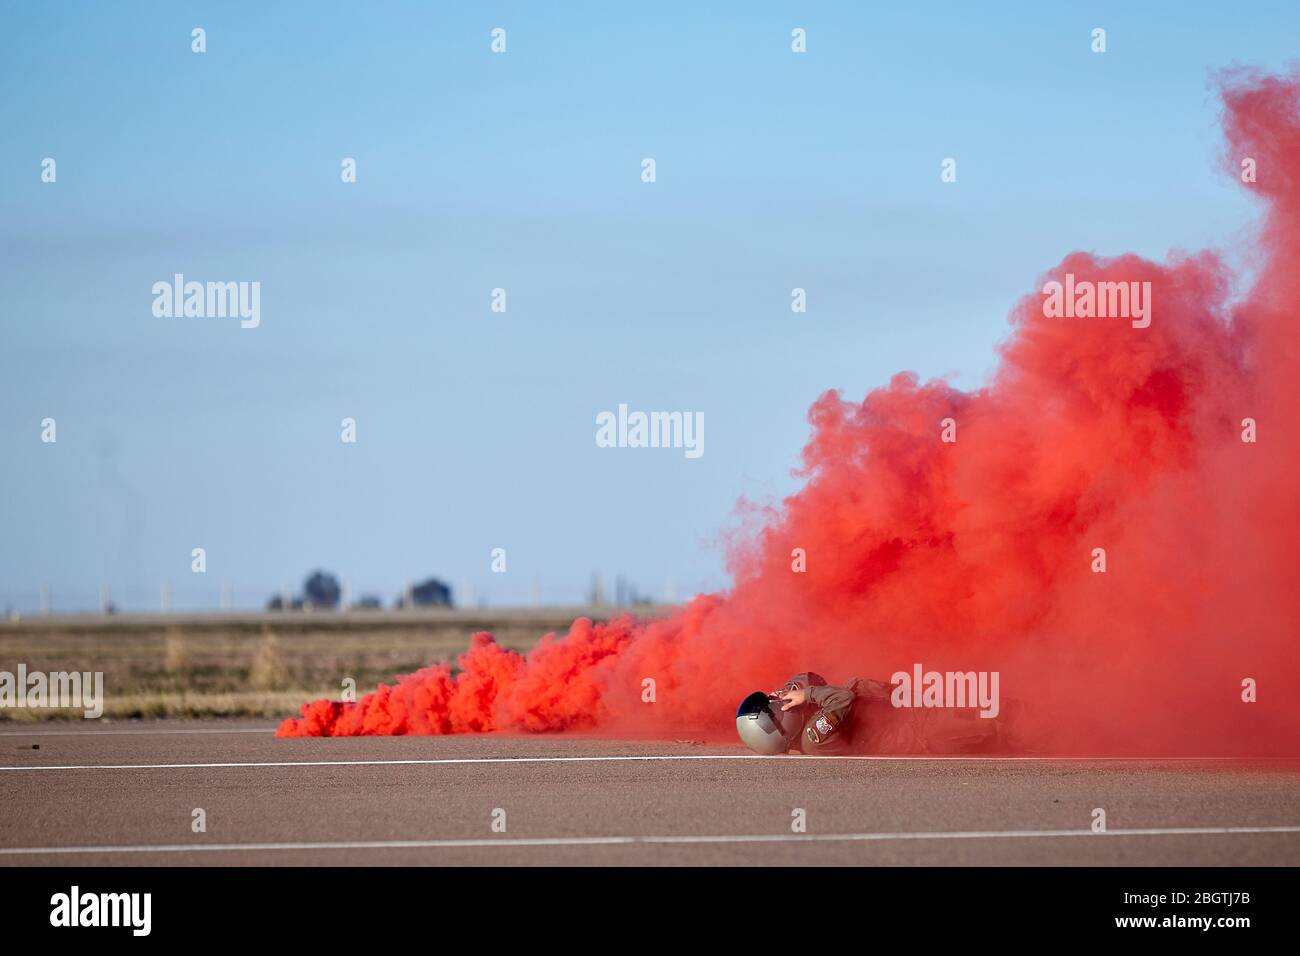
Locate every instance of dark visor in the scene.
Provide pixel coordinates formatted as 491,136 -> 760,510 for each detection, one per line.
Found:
736,691 -> 777,719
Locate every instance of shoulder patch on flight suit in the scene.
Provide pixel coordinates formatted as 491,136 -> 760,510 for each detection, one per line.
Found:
805,709 -> 838,744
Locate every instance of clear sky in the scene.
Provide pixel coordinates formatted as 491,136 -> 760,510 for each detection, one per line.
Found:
2,1 -> 1296,611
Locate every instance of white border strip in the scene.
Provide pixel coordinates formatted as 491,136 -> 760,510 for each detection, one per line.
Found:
3,825 -> 1298,856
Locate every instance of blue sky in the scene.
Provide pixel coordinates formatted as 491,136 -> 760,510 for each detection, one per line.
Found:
1,1 -> 1295,611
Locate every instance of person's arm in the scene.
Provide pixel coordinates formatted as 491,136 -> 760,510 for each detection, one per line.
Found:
807,683 -> 856,722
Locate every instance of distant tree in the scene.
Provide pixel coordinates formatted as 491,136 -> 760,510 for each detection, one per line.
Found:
401,578 -> 453,609
303,570 -> 342,610
352,595 -> 382,611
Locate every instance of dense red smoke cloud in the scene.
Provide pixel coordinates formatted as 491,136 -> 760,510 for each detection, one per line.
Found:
279,70 -> 1300,754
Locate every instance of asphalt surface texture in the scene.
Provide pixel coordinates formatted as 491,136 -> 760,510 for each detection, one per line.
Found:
1,720 -> 1298,866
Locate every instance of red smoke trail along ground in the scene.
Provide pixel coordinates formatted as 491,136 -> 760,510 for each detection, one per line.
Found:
279,70 -> 1300,755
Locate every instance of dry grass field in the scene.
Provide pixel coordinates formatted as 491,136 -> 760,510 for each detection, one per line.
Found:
0,608 -> 655,721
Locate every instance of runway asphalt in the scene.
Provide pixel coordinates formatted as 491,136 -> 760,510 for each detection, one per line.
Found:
1,720 -> 1298,866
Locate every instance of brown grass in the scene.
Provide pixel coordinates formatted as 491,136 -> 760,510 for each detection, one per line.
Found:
248,628 -> 287,691
0,607 -> 661,722
163,628 -> 189,675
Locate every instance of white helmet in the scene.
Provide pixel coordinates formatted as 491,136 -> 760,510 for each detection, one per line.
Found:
735,691 -> 798,755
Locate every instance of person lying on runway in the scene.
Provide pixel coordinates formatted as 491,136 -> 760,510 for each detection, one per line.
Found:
735,671 -> 1018,756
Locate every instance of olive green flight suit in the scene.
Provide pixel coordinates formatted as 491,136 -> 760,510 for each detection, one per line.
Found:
778,673 -> 894,756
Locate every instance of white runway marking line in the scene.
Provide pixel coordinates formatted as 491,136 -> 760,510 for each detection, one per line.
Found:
0,753 -> 1291,772
2,825 -> 1299,857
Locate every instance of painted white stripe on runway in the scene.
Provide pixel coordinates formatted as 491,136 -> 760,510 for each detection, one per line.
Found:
0,753 -> 1288,771
2,825 -> 1298,856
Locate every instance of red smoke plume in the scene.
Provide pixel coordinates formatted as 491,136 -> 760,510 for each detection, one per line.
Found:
279,70 -> 1300,754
